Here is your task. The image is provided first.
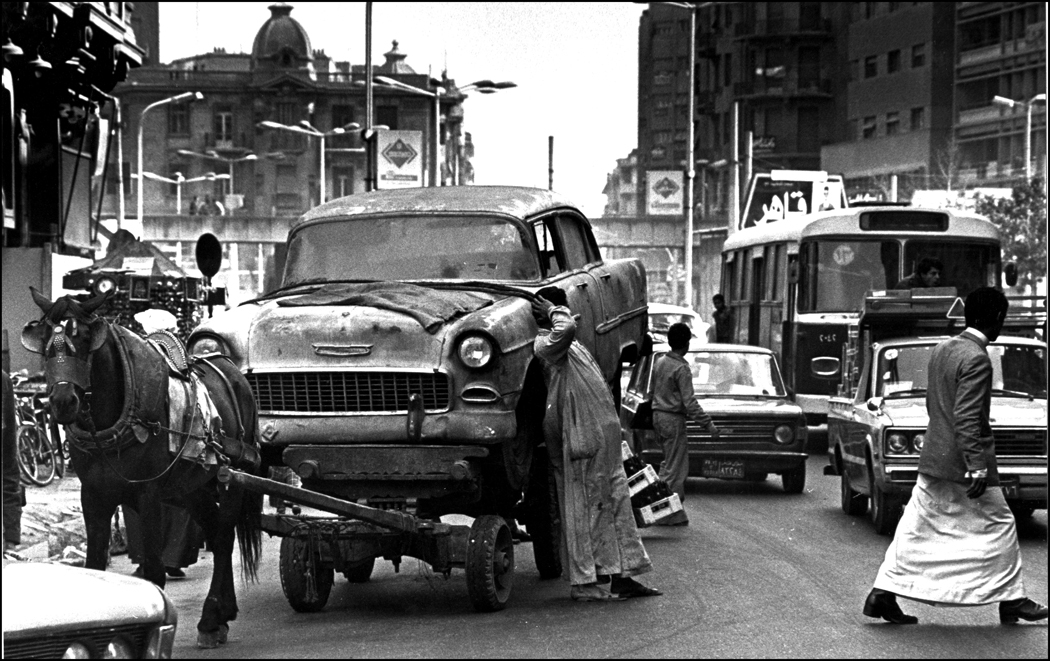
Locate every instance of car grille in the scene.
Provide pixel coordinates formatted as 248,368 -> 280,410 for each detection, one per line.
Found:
685,416 -> 780,442
4,623 -> 150,659
995,429 -> 1048,456
247,371 -> 451,413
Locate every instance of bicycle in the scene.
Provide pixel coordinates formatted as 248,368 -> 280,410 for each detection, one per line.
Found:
11,371 -> 63,487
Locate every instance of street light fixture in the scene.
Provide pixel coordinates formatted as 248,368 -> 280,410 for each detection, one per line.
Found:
132,171 -> 228,214
257,120 -> 361,203
992,93 -> 1048,180
137,91 -> 203,224
176,149 -> 258,199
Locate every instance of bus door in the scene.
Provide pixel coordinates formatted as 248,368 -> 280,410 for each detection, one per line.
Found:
749,251 -> 765,346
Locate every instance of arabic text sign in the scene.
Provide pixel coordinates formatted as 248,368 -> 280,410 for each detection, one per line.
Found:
377,130 -> 423,189
647,170 -> 683,216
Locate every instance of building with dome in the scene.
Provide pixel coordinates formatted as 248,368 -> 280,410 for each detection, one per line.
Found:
106,2 -> 477,301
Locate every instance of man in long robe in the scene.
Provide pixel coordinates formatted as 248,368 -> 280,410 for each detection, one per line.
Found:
864,287 -> 1047,625
532,286 -> 659,602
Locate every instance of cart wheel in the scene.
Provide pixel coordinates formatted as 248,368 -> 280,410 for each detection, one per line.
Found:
781,465 -> 806,494
342,558 -> 375,583
279,537 -> 333,613
466,515 -> 515,612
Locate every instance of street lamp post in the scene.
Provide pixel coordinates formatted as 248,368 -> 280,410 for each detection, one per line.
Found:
137,92 -> 203,225
258,120 -> 361,204
992,93 -> 1047,180
132,171 -> 228,214
177,149 -> 258,200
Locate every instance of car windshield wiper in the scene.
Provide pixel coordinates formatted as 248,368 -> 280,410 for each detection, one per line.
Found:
884,388 -> 927,399
990,388 -> 1035,400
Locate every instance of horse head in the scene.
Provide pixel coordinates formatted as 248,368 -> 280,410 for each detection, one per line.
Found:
21,287 -> 111,425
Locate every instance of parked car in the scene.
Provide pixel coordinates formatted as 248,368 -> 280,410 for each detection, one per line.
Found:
2,560 -> 177,659
620,341 -> 809,493
187,186 -> 648,578
646,302 -> 710,344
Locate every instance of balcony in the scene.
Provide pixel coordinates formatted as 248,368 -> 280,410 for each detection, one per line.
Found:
957,104 -> 1003,126
734,18 -> 832,40
958,38 -> 1040,67
733,76 -> 832,100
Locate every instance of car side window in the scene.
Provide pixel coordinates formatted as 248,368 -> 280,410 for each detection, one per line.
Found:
533,218 -> 563,277
556,215 -> 597,269
628,355 -> 652,392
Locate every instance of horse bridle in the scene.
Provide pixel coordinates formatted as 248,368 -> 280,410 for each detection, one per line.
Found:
41,316 -> 97,401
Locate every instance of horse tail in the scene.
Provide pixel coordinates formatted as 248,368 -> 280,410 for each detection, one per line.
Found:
236,475 -> 264,583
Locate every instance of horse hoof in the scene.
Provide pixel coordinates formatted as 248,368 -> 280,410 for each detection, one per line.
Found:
218,625 -> 229,645
197,631 -> 221,649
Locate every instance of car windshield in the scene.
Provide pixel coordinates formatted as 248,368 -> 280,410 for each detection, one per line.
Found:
282,215 -> 540,286
684,351 -> 786,396
650,312 -> 699,337
878,343 -> 1047,400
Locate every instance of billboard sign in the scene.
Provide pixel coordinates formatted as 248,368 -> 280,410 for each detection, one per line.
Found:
647,170 -> 683,216
377,130 -> 423,189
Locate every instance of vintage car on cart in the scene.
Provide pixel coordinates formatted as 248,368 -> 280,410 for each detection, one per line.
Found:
825,290 -> 1048,534
2,560 -> 178,659
620,341 -> 809,493
187,186 -> 648,597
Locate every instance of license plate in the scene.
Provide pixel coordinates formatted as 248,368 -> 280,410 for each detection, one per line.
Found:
702,459 -> 745,479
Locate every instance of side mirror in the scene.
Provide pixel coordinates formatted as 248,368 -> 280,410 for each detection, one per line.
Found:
1004,261 -> 1018,288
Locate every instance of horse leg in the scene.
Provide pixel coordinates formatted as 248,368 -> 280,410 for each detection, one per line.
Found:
134,492 -> 167,588
81,489 -> 117,572
186,487 -> 233,649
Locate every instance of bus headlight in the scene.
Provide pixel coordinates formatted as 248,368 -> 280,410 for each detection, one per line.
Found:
774,425 -> 794,444
887,432 -> 908,453
912,433 -> 925,453
457,334 -> 495,369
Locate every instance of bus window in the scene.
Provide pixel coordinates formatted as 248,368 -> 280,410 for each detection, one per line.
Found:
903,240 -> 999,299
802,239 -> 899,312
772,244 -> 786,302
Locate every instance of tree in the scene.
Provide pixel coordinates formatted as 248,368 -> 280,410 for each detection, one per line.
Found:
972,179 -> 1047,291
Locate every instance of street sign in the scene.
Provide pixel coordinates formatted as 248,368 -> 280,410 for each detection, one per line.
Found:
647,170 -> 683,216
377,130 -> 423,189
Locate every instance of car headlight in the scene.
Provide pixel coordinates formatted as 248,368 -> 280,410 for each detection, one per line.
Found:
912,433 -> 925,453
187,335 -> 228,357
774,424 -> 794,444
458,334 -> 495,369
887,432 -> 908,453
102,636 -> 136,659
62,642 -> 91,659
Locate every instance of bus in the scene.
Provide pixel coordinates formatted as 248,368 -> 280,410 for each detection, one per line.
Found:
719,205 -> 1005,434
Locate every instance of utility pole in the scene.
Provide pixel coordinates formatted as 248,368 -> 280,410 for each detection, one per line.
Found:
548,136 -> 554,190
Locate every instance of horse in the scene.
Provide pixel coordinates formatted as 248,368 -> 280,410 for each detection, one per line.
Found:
21,288 -> 264,649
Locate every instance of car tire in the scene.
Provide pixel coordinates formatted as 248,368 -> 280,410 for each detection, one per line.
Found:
522,446 -> 562,580
781,465 -> 806,494
869,473 -> 898,535
840,468 -> 868,516
279,537 -> 333,613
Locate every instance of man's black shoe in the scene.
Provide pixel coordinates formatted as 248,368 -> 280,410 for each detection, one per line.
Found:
1000,598 -> 1049,624
863,588 -> 918,624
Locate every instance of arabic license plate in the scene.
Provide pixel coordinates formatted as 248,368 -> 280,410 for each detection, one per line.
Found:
702,459 -> 745,479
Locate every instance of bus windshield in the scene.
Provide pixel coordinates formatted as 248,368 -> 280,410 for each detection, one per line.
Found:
902,241 -> 999,299
802,240 -> 899,312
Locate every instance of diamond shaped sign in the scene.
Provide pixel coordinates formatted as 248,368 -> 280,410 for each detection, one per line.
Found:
382,139 -> 418,169
653,176 -> 680,199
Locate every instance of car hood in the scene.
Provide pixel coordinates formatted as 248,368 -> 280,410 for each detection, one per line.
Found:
696,398 -> 803,416
2,562 -> 172,635
880,397 -> 1047,427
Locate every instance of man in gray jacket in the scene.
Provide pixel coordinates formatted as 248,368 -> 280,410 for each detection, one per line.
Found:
864,287 -> 1047,625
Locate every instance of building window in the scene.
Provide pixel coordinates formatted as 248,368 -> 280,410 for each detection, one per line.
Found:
331,104 -> 357,148
862,116 -> 877,139
213,107 -> 233,147
654,131 -> 671,145
887,50 -> 901,74
912,43 -> 925,68
376,105 -> 398,131
724,52 -> 732,86
886,111 -> 900,135
864,55 -> 877,79
168,104 -> 189,135
654,72 -> 672,86
910,106 -> 925,130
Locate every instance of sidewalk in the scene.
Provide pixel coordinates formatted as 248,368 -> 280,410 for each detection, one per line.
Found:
6,473 -> 94,564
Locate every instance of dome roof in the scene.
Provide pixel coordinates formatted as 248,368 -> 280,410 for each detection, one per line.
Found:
251,3 -> 312,67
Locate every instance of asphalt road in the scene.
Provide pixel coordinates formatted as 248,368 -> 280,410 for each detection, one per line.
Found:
138,456 -> 1047,658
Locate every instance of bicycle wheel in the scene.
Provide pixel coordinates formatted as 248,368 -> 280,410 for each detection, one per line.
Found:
17,424 -> 57,487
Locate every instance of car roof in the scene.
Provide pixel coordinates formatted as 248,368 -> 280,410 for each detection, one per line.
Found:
295,186 -> 581,228
876,334 -> 1047,349
648,302 -> 699,318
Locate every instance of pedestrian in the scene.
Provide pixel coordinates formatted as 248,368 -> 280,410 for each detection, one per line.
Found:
894,256 -> 943,290
708,293 -> 732,343
124,503 -> 204,578
532,286 -> 661,602
202,195 -> 215,216
188,195 -> 199,216
650,323 -> 719,526
3,369 -> 24,551
864,287 -> 1047,625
